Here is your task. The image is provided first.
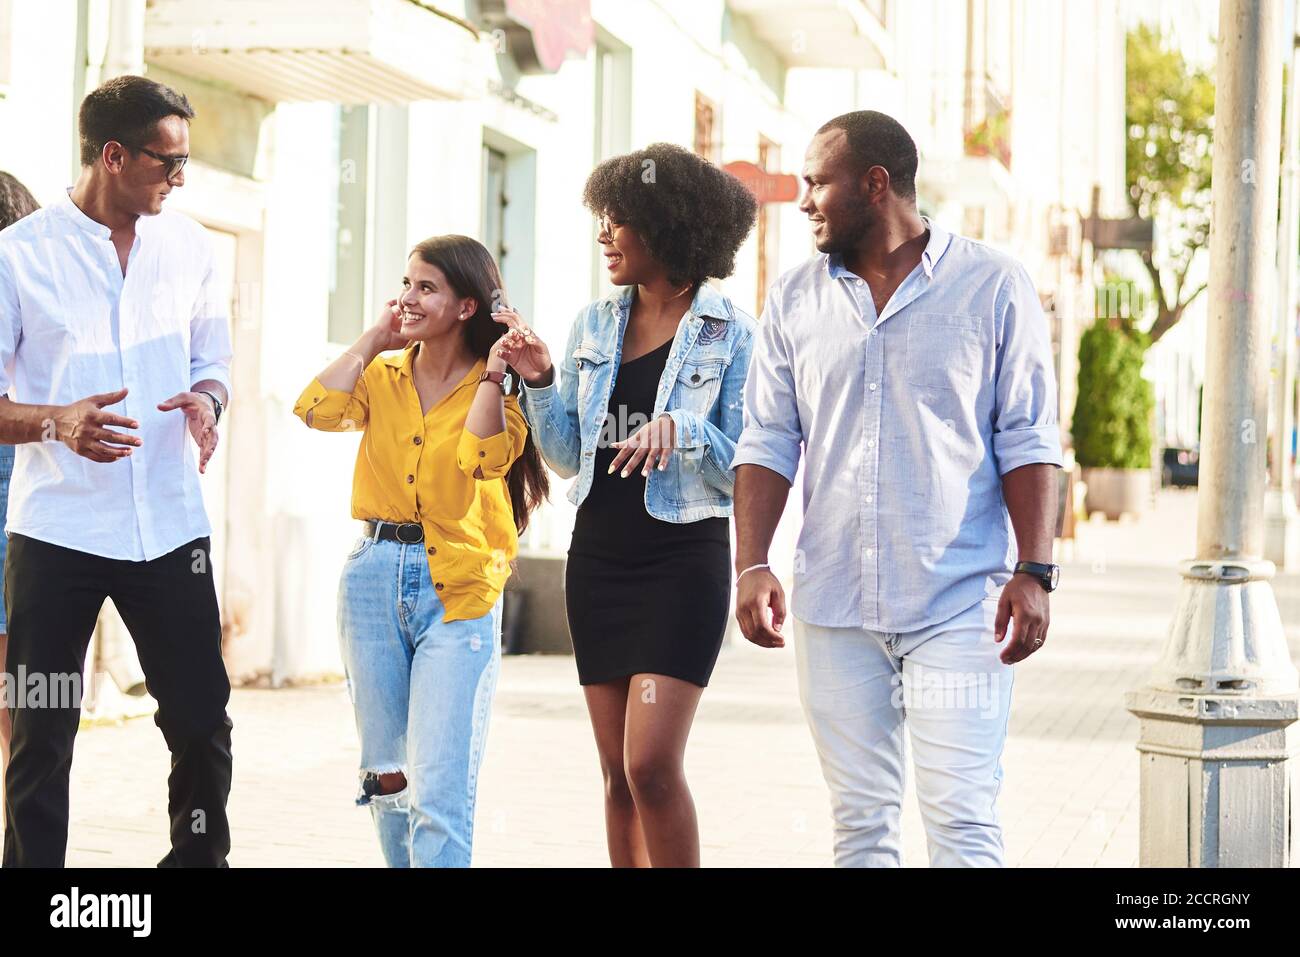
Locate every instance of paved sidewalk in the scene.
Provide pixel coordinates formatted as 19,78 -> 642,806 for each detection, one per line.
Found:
57,490 -> 1300,867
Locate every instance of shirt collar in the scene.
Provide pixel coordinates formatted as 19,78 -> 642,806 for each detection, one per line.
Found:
602,282 -> 733,321
59,190 -> 113,240
825,216 -> 952,281
383,345 -> 485,387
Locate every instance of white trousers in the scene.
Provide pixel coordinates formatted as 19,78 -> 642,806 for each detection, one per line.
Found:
795,596 -> 1014,867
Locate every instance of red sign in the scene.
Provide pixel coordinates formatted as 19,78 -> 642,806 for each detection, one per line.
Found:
723,161 -> 800,204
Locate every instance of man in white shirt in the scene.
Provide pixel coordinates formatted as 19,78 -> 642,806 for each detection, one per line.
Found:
0,75 -> 234,867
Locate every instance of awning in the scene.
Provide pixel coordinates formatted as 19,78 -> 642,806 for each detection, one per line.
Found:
144,0 -> 488,103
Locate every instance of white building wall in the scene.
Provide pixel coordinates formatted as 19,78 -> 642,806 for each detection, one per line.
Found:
0,0 -> 84,199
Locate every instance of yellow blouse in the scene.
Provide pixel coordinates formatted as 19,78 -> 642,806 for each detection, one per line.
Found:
293,348 -> 527,623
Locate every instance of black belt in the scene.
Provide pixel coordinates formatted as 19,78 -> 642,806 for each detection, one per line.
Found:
364,520 -> 424,544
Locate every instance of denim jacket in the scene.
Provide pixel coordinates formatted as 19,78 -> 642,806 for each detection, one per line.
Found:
520,283 -> 756,523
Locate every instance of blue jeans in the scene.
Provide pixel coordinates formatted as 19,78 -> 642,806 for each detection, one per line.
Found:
337,532 -> 502,868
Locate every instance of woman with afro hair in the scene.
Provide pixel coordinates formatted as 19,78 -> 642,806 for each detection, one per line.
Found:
496,142 -> 757,867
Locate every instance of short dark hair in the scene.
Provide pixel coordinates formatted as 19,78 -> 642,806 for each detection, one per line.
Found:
0,171 -> 39,231
582,143 -> 757,287
817,111 -> 918,201
78,75 -> 195,167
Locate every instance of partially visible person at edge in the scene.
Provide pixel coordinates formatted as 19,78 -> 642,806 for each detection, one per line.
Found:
0,76 -> 235,867
0,171 -> 39,824
293,235 -> 548,868
732,110 -> 1062,867
497,143 -> 757,867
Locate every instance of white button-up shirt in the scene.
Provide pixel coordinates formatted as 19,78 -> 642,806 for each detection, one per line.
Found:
732,221 -> 1062,633
0,195 -> 232,561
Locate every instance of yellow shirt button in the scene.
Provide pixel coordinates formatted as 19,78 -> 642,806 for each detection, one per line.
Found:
435,582 -> 444,591
427,546 -> 437,555
478,451 -> 486,458
406,474 -> 415,484
413,436 -> 423,445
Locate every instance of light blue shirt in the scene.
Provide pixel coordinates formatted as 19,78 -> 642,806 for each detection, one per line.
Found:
731,221 -> 1063,632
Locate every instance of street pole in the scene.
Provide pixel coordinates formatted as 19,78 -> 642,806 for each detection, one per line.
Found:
1266,0 -> 1300,569
1126,0 -> 1300,867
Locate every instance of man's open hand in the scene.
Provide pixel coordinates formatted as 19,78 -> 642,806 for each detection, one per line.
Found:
53,388 -> 141,463
158,392 -> 219,473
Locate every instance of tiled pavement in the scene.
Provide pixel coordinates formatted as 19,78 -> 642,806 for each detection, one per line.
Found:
57,489 -> 1300,867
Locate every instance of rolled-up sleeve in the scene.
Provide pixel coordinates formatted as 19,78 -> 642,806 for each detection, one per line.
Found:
992,266 -> 1064,474
458,395 -> 527,480
189,245 -> 234,400
730,283 -> 803,485
293,375 -> 369,432
0,252 -> 20,397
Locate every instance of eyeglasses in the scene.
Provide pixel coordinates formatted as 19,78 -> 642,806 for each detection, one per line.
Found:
596,214 -> 624,239
129,145 -> 189,182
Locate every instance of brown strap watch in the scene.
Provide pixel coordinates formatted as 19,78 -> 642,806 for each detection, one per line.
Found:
479,370 -> 508,394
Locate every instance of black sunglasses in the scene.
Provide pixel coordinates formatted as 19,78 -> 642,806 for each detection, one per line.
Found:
128,144 -> 189,181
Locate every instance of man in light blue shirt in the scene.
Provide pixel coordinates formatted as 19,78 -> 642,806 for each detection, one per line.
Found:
732,111 -> 1062,867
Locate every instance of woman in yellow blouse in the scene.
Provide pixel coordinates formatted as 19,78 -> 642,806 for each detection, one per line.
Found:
294,235 -> 547,867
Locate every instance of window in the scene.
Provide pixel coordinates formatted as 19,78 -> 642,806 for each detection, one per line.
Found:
481,131 -> 536,326
327,105 -> 371,345
694,92 -> 718,163
482,146 -> 508,274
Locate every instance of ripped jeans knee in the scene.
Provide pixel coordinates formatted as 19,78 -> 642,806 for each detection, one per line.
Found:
357,769 -> 408,806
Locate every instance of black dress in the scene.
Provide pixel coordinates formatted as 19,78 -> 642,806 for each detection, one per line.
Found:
565,338 -> 731,687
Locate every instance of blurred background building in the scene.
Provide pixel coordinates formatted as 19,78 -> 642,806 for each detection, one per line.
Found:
0,0 -> 1142,689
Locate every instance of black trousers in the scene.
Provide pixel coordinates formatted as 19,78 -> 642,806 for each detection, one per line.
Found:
2,533 -> 233,867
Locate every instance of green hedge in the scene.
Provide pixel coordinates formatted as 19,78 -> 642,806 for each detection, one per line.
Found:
1072,319 -> 1155,469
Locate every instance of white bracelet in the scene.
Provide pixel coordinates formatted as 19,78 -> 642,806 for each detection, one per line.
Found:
736,562 -> 771,582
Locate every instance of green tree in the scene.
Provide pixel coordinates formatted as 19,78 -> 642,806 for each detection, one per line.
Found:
1126,23 -> 1215,344
1073,300 -> 1155,470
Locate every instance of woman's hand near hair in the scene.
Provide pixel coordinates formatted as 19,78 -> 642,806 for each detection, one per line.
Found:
316,299 -> 408,393
492,310 -> 554,387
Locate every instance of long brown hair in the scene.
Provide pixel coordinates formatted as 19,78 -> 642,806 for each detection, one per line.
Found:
410,235 -> 549,534
0,171 -> 39,230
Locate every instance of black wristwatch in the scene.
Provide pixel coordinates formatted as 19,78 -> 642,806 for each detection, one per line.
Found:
197,390 -> 224,425
1014,561 -> 1060,592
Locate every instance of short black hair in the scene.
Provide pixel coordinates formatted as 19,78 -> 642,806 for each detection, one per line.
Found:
0,171 -> 39,231
78,75 -> 195,167
582,143 -> 757,288
817,110 -> 918,201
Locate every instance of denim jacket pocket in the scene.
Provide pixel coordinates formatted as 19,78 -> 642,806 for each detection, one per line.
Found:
572,345 -> 610,404
905,314 -> 984,393
671,359 -> 725,416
